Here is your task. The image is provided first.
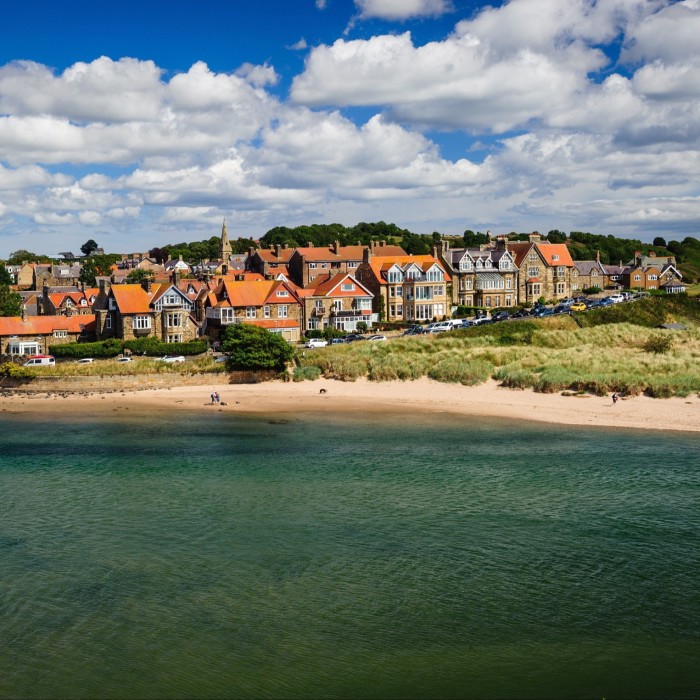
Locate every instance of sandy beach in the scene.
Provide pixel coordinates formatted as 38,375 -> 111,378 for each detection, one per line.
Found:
1,377 -> 698,433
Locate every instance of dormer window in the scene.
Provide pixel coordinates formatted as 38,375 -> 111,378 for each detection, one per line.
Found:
552,254 -> 559,261
276,290 -> 289,297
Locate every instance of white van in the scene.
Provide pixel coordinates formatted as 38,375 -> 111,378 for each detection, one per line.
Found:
23,355 -> 56,367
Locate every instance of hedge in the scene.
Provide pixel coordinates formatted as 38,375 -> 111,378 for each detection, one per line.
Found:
49,338 -> 209,359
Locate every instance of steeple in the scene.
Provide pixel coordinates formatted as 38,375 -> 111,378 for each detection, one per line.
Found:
219,218 -> 232,264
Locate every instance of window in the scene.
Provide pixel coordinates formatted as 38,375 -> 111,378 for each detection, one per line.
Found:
165,313 -> 181,327
529,252 -> 537,261
276,290 -> 289,297
390,305 -> 396,317
556,282 -> 566,294
163,293 -> 180,305
395,286 -> 403,297
321,263 -> 327,269
552,254 -> 559,261
167,334 -> 182,343
387,269 -> 402,283
396,304 -> 403,316
278,305 -> 288,318
433,285 -> 444,297
53,330 -> 67,338
133,316 -> 151,329
220,308 -> 234,323
264,305 -> 270,318
246,306 -> 256,318
557,266 -> 566,276
105,316 -> 112,330
426,268 -> 444,281
634,274 -> 641,281
528,267 -> 539,278
460,260 -> 472,271
648,274 -> 657,281
334,300 -> 343,311
465,279 -> 473,290
506,278 -> 512,289
341,283 -> 355,291
389,286 -> 395,297
309,263 -> 317,269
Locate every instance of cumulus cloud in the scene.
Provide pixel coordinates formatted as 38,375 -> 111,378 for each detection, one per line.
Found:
1,0 -> 700,255
355,0 -> 453,20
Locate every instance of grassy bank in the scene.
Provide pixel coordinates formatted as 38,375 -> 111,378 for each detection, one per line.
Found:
298,300 -> 700,397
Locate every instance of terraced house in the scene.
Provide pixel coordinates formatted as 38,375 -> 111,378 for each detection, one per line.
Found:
435,238 -> 518,308
356,249 -> 451,322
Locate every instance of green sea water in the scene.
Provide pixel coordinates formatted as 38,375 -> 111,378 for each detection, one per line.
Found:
0,408 -> 698,699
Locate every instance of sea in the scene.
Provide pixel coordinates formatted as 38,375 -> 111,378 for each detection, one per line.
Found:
1,407 -> 698,699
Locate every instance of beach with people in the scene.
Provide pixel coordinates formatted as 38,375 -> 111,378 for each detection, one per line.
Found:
2,377 -> 698,433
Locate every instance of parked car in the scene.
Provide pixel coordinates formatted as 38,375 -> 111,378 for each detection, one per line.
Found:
511,308 -> 530,318
570,302 -> 587,312
23,355 -> 55,367
598,297 -> 615,306
559,298 -> 575,306
367,334 -> 387,341
344,334 -> 366,343
491,311 -> 510,322
608,293 -> 625,304
159,355 -> 186,363
305,338 -> 328,348
402,328 -> 422,336
552,305 -> 570,314
116,356 -> 133,363
531,306 -> 549,317
422,322 -> 440,333
329,338 -> 346,345
76,357 -> 94,364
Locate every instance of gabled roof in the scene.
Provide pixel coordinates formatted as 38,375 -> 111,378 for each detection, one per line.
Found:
307,273 -> 373,298
366,254 -> 451,282
110,285 -> 153,314
254,248 -> 295,264
212,279 -> 300,308
574,260 -> 605,275
0,314 -> 96,336
507,241 -> 574,268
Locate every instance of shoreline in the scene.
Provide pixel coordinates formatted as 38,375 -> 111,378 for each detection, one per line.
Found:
1,378 -> 699,433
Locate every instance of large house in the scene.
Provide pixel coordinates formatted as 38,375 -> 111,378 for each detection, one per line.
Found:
94,281 -> 198,343
435,238 -> 518,308
201,278 -> 303,343
355,249 -> 451,322
507,234 -> 575,303
297,272 -> 375,332
621,251 -> 685,292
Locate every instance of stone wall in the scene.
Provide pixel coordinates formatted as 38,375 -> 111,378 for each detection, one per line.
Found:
0,370 -> 280,393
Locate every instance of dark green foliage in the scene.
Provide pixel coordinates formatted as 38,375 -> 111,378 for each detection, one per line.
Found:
0,265 -> 12,285
6,250 -> 49,265
79,254 -> 121,286
80,239 -> 99,256
221,324 -> 294,371
125,268 -> 155,283
462,230 -> 488,247
356,321 -> 368,333
50,339 -> 123,358
0,285 -> 22,316
259,221 -> 412,249
547,230 -> 567,243
50,338 -> 207,358
0,362 -> 34,378
653,237 -> 667,247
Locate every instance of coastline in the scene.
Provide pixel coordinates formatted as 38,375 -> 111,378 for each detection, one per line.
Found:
1,377 -> 699,433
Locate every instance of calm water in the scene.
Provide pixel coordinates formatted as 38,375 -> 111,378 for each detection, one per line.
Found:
1,408 -> 698,699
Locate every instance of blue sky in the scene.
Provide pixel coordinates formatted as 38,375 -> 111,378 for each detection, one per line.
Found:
0,0 -> 698,257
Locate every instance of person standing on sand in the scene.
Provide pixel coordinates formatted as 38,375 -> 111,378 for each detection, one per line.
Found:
612,392 -> 619,405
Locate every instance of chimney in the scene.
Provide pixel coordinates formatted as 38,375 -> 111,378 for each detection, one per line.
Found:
21,307 -> 26,322
333,240 -> 340,254
363,247 -> 372,264
235,274 -> 244,281
307,241 -> 314,248
248,246 -> 255,256
596,250 -> 600,262
495,236 -> 507,251
283,243 -> 289,249
648,250 -> 656,258
529,232 -> 541,243
380,240 -> 386,247
142,279 -> 152,293
275,244 -> 281,257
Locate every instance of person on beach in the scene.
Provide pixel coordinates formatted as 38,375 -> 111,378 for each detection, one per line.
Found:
612,392 -> 619,405
210,392 -> 216,404
214,391 -> 220,404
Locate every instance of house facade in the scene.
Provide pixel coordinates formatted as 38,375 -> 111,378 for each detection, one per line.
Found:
299,273 -> 375,332
202,278 -> 302,343
0,314 -> 96,356
356,249 -> 451,322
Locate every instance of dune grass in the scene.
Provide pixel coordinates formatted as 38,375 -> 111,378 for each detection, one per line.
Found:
298,318 -> 700,397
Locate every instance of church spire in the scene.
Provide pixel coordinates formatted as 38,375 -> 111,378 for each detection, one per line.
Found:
219,218 -> 232,263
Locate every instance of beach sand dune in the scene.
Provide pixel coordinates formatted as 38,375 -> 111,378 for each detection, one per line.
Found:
2,378 -> 698,433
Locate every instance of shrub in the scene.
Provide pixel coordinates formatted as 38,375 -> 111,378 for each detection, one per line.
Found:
293,365 -> 322,382
643,334 -> 673,354
50,338 -> 123,358
356,321 -> 368,333
0,362 -> 34,379
221,324 -> 295,370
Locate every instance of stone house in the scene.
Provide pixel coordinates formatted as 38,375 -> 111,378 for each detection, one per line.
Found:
42,286 -> 99,316
297,272 -> 375,332
507,234 -> 575,303
201,278 -> 302,343
246,245 -> 295,279
435,238 -> 518,308
94,281 -> 198,343
355,249 -> 451,322
0,313 -> 96,356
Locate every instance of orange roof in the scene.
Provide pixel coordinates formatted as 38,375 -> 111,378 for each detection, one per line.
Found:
366,254 -> 451,282
214,279 -> 300,308
246,319 -> 299,330
309,272 -> 372,298
255,249 -> 295,263
111,284 -> 152,314
0,314 -> 96,336
508,241 -> 574,268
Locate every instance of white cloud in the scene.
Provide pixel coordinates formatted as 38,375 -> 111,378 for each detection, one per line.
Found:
355,0 -> 453,20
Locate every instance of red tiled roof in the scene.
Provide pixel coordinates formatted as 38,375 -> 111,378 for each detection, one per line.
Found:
246,319 -> 299,330
0,314 -> 96,336
111,285 -> 152,314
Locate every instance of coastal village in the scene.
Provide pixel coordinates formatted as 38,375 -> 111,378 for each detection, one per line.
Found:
0,223 -> 687,357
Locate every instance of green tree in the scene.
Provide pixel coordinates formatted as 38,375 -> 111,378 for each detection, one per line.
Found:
6,249 -> 45,265
0,285 -> 22,316
463,230 -> 488,247
652,236 -> 667,247
0,264 -> 12,285
221,324 -> 294,371
80,239 -> 99,256
125,268 -> 155,284
547,230 -> 567,243
79,260 -> 97,286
